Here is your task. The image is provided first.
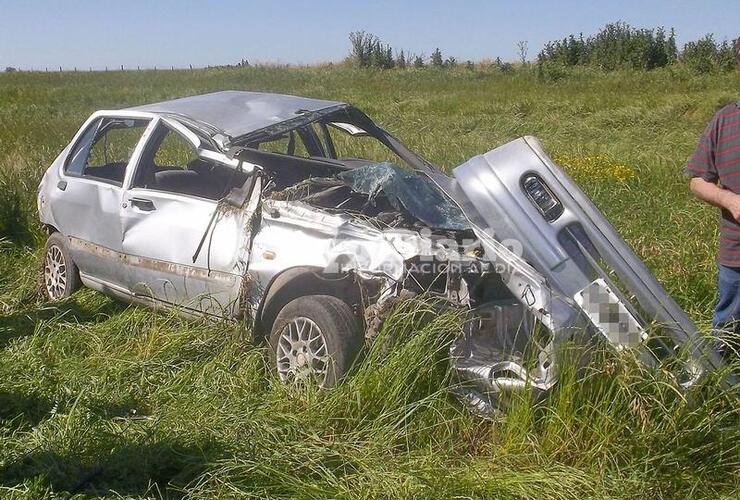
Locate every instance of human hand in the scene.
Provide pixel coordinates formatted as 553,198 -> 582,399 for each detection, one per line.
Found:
724,192 -> 740,223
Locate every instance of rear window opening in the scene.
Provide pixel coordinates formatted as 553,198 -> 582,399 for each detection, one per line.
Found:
65,117 -> 150,185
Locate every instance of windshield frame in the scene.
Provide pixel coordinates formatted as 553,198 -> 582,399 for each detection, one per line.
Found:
230,105 -> 438,174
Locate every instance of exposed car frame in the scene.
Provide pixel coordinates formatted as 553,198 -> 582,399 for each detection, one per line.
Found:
37,91 -> 735,415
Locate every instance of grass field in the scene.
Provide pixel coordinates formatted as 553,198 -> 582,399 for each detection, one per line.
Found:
0,65 -> 738,499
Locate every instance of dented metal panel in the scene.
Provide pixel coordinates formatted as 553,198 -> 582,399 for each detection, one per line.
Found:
246,199 -> 447,307
129,91 -> 344,144
120,190 -> 245,312
451,137 -> 720,364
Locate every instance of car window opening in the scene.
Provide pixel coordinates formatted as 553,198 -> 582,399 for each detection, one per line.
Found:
65,117 -> 150,185
234,111 -> 466,232
133,123 -> 251,201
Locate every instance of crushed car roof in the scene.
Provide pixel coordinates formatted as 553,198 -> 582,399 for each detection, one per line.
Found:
128,90 -> 345,142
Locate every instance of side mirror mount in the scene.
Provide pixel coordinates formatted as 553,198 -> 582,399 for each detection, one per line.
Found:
224,174 -> 257,207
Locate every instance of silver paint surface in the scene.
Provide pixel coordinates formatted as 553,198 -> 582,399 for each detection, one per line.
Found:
37,92 -> 723,417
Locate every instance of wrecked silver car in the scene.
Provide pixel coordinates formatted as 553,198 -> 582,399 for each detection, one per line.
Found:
37,91 -> 732,414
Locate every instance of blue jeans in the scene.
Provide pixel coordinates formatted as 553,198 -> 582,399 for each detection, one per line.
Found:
713,264 -> 740,332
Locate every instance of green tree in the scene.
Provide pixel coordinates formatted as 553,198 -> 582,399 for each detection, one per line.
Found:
682,34 -> 719,73
534,22 -> 724,72
349,31 -> 395,69
716,40 -> 736,72
349,31 -> 374,67
396,50 -> 407,69
430,48 -> 443,67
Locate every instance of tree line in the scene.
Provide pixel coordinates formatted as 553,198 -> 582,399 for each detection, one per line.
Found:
348,31 -> 474,70
5,23 -> 736,74
537,22 -> 737,73
349,23 -> 739,74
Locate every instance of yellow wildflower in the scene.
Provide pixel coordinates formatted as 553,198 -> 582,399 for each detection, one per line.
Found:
552,153 -> 635,183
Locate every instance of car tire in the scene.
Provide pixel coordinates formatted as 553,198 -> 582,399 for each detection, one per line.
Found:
42,232 -> 81,301
268,295 -> 364,388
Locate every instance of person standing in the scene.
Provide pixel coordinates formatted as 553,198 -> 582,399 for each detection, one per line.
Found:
685,100 -> 740,342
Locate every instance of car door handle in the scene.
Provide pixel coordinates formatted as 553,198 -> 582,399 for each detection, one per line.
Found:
129,197 -> 156,212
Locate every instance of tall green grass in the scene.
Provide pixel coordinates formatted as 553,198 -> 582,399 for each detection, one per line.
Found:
0,66 -> 738,498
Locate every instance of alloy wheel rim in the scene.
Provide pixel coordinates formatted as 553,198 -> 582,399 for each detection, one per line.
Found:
44,245 -> 67,299
276,317 -> 330,386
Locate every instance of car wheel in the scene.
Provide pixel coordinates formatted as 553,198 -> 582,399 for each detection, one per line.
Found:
269,295 -> 364,388
42,232 -> 81,301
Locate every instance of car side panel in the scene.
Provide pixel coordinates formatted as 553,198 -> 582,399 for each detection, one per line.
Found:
38,113 -> 158,289
120,188 -> 247,316
54,180 -> 127,286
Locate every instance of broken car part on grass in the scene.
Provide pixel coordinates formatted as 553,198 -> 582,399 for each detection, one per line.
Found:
37,91 -> 734,415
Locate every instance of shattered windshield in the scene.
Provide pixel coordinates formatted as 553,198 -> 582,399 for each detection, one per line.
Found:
338,162 -> 469,230
240,106 -> 466,230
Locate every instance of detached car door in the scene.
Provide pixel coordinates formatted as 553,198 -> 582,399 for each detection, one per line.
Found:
120,118 -> 254,317
49,113 -> 152,289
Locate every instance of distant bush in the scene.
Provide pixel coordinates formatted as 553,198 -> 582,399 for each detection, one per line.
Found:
498,62 -> 514,74
538,22 -> 678,71
348,33 -> 469,71
430,48 -> 444,68
349,31 -> 395,69
395,50 -> 407,69
536,61 -> 568,82
538,22 -> 738,74
681,35 -> 738,73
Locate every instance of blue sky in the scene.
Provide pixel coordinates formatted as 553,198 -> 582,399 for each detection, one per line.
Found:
1,1 -> 738,70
